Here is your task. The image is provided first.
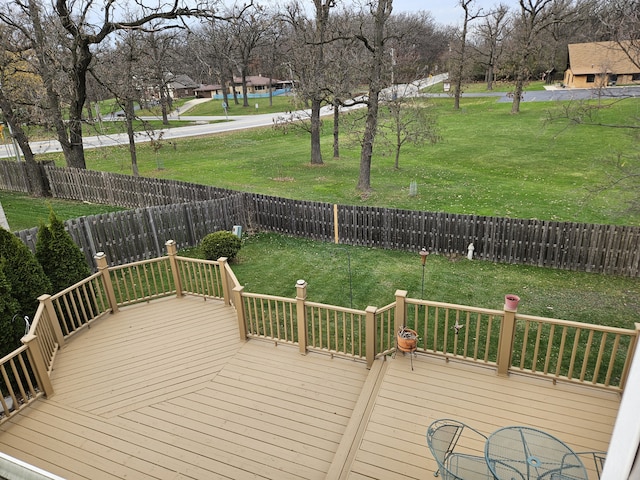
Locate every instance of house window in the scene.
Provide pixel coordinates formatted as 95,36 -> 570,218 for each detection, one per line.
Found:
586,74 -> 595,83
633,73 -> 640,81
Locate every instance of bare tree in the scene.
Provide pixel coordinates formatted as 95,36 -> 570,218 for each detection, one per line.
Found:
355,0 -> 393,192
227,3 -> 270,108
284,0 -> 337,166
191,19 -> 236,110
387,12 -> 449,82
144,30 -> 181,125
450,0 -> 485,109
0,23 -> 47,196
378,94 -> 440,169
473,4 -> 511,90
0,0 -> 219,169
507,0 -> 573,113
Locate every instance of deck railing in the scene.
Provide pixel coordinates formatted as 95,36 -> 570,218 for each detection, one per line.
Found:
511,314 -> 637,389
2,242 -> 639,427
402,297 -> 504,365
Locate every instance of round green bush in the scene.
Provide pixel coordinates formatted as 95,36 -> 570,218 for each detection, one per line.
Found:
200,231 -> 241,261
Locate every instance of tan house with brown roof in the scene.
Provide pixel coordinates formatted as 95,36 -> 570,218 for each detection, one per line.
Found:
563,40 -> 640,88
195,75 -> 292,99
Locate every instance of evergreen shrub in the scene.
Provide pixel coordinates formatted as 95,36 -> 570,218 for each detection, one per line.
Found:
36,209 -> 91,293
0,227 -> 51,320
200,231 -> 241,261
0,260 -> 21,357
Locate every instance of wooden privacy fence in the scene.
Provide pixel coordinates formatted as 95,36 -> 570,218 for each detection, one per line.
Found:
45,166 -> 235,208
2,161 -> 640,276
14,194 -> 251,267
0,161 -> 29,193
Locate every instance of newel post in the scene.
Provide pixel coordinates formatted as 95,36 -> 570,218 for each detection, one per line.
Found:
95,252 -> 118,314
234,286 -> 248,340
38,294 -> 65,347
497,300 -> 518,376
365,306 -> 378,369
296,280 -> 308,355
218,257 -> 231,305
165,240 -> 183,298
394,290 -> 408,332
21,334 -> 54,397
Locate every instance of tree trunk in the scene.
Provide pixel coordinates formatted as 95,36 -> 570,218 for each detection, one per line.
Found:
310,98 -> 323,165
125,98 -> 139,176
241,71 -> 249,108
394,113 -> 401,170
0,91 -> 47,196
486,64 -> 494,90
333,101 -> 339,159
159,86 -> 169,125
511,73 -> 524,113
356,0 -> 390,192
358,88 -> 382,191
64,44 -> 92,169
28,0 -> 83,169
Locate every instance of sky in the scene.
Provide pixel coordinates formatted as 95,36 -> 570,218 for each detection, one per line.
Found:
390,0 -> 521,26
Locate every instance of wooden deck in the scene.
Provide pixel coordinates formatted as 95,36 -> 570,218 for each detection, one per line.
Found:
0,296 -> 621,480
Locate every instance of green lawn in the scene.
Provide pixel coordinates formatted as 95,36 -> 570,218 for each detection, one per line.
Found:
3,90 -> 639,326
47,96 -> 640,226
181,233 -> 640,328
0,191 -> 124,231
186,94 -> 297,116
422,80 -> 549,94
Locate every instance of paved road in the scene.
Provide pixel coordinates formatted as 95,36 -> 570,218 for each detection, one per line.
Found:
1,80 -> 639,159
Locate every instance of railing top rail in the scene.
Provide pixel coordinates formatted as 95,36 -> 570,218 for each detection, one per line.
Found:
305,300 -> 367,316
109,256 -> 168,271
406,298 -> 504,316
50,272 -> 102,301
515,313 -> 638,335
175,256 -> 220,266
0,344 -> 28,365
223,263 -> 241,290
241,291 -> 296,303
376,302 -> 396,314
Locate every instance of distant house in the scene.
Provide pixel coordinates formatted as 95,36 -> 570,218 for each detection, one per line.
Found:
563,41 -> 640,88
195,75 -> 292,99
166,74 -> 200,98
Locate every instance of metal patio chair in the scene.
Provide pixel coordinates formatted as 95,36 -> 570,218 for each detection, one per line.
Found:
573,452 -> 606,479
426,419 -> 495,480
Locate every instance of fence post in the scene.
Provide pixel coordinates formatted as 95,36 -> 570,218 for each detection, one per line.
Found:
21,334 -> 54,397
218,257 -> 230,305
38,294 -> 65,347
165,240 -> 183,298
296,280 -> 308,355
394,290 -> 408,333
233,286 -> 247,340
94,252 -> 118,314
497,301 -> 518,376
365,306 -> 378,369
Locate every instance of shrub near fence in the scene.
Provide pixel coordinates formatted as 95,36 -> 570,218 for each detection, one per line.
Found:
1,161 -> 639,276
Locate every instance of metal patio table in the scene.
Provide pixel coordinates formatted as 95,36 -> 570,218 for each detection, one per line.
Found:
484,426 -> 588,480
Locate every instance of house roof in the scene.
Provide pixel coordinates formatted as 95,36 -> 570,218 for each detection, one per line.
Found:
196,76 -> 287,92
167,73 -> 199,89
567,40 -> 640,75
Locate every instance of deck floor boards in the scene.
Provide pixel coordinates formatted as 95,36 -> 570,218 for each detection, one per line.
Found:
0,296 -> 621,479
